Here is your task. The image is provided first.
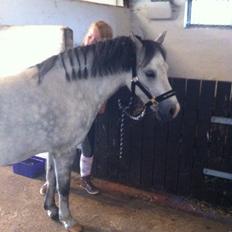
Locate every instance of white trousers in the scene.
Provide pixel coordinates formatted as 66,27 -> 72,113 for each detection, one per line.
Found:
80,154 -> 93,177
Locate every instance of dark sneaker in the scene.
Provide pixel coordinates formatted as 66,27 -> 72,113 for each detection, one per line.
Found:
40,182 -> 48,196
80,176 -> 100,195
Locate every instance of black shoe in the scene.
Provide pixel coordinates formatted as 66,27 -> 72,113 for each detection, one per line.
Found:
80,175 -> 100,195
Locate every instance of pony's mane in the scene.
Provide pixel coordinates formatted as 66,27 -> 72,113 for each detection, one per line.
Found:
74,36 -> 137,79
37,55 -> 58,83
36,36 -> 166,82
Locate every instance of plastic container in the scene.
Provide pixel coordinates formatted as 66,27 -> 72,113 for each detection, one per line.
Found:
12,156 -> 46,178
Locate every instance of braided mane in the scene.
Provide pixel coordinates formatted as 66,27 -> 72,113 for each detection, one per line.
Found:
37,36 -> 166,81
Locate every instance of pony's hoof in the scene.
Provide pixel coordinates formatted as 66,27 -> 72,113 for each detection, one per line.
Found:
67,223 -> 83,232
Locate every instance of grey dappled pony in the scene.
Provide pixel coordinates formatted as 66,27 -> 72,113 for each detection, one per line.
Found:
0,33 -> 180,231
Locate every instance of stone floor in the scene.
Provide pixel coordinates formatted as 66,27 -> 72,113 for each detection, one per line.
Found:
0,166 -> 232,232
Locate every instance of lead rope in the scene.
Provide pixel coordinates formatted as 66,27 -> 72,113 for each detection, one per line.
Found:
118,96 -> 133,159
117,96 -> 147,159
117,53 -> 137,159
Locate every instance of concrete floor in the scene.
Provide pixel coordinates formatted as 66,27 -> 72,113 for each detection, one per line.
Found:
0,166 -> 232,232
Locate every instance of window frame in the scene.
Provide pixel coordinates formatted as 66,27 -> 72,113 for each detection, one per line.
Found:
185,0 -> 232,29
79,0 -> 129,7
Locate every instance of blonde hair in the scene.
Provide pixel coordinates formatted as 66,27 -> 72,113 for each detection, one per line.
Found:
83,20 -> 113,43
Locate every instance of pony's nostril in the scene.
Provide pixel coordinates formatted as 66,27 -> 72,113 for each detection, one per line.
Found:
169,107 -> 175,117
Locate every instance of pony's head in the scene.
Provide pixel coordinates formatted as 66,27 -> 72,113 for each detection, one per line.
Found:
128,32 -> 180,121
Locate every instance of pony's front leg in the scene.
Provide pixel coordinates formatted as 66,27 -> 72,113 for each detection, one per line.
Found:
44,152 -> 59,220
53,149 -> 82,232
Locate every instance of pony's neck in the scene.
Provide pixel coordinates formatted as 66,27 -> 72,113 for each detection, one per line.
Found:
84,71 -> 131,114
99,72 -> 131,98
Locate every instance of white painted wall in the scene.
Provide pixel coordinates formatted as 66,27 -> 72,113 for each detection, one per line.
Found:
0,0 -> 130,45
131,1 -> 232,81
1,0 -> 231,81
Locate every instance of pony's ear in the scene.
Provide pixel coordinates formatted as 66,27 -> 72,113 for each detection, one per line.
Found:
155,31 -> 167,44
130,33 -> 145,66
130,32 -> 143,51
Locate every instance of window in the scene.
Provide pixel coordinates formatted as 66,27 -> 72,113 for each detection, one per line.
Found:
80,0 -> 129,7
186,0 -> 232,28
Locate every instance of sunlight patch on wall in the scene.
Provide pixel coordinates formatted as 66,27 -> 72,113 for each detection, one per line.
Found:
0,25 -> 72,77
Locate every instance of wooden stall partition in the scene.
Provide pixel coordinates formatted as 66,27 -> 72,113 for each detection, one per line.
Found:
87,77 -> 232,207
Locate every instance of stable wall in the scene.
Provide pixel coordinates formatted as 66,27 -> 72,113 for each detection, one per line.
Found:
131,1 -> 232,81
0,0 -> 130,77
0,0 -> 130,45
1,0 -> 231,82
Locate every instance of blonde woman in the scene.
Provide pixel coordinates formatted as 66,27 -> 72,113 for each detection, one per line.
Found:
79,21 -> 113,194
40,21 -> 113,196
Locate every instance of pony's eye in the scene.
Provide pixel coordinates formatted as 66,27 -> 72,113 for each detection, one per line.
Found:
145,70 -> 156,79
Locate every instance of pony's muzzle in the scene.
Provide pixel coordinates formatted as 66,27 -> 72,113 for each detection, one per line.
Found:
155,100 -> 180,121
172,102 -> 180,118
